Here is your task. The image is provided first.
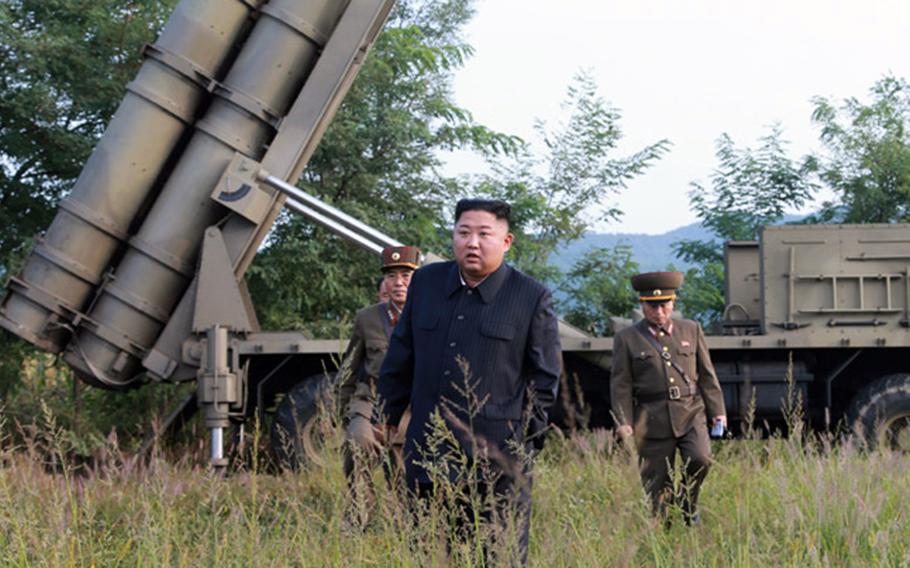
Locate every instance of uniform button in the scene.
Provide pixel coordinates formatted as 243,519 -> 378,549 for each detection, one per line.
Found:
669,378 -> 675,383
467,290 -> 473,295
662,346 -> 669,352
666,361 -> 671,367
443,370 -> 451,376
449,342 -> 456,347
659,332 -> 665,337
457,315 -> 465,320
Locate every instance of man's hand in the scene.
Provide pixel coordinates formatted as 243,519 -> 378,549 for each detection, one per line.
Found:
616,424 -> 635,456
373,423 -> 397,445
616,424 -> 633,439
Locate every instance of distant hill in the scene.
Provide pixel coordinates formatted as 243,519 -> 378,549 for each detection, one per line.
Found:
556,215 -> 804,273
554,221 -> 717,273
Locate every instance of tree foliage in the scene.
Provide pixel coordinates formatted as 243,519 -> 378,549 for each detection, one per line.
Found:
675,126 -> 815,264
472,71 -> 670,283
673,127 -> 814,323
806,75 -> 910,223
0,0 -> 175,277
560,245 -> 639,336
674,261 -> 726,327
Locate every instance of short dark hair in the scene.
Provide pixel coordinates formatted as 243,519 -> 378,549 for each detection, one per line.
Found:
376,276 -> 384,291
455,198 -> 511,228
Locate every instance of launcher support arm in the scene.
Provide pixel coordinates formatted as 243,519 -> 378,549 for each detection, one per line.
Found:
258,170 -> 403,257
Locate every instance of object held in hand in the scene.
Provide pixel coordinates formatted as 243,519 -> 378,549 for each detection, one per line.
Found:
710,418 -> 726,438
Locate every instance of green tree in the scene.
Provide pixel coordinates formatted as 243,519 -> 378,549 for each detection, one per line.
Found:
471,72 -> 670,284
673,127 -> 815,323
560,245 -> 639,336
0,0 -> 175,278
245,0 -> 519,335
806,75 -> 910,223
673,261 -> 726,327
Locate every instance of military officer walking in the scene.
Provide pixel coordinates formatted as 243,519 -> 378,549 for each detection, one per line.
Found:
337,245 -> 420,528
610,271 -> 726,525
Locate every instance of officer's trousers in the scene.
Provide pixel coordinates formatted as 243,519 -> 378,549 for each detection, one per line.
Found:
637,420 -> 712,520
343,408 -> 410,526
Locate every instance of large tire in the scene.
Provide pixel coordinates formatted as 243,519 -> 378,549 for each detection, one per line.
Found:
847,373 -> 910,451
271,374 -> 336,469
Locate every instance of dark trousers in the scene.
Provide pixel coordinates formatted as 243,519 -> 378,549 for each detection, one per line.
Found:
637,420 -> 712,520
414,471 -> 532,566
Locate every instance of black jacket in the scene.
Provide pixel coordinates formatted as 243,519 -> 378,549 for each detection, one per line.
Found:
377,261 -> 561,485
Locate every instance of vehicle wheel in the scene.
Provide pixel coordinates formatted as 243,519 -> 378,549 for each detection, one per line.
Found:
271,373 -> 337,469
847,373 -> 910,451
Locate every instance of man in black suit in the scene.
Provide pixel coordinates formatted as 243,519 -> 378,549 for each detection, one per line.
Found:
377,198 -> 561,564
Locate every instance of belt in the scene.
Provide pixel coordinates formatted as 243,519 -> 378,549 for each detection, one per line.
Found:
636,384 -> 699,403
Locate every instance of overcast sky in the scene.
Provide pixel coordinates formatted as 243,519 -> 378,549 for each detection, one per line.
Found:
444,0 -> 910,234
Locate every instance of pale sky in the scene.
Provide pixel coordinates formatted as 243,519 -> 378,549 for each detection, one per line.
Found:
445,0 -> 910,234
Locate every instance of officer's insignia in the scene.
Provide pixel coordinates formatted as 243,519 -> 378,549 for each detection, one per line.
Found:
653,289 -> 661,296
392,252 -> 401,260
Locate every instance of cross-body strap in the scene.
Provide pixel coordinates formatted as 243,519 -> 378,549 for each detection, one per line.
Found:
635,324 -> 691,385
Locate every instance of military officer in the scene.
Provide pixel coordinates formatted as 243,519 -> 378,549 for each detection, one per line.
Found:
610,271 -> 726,525
337,245 -> 420,528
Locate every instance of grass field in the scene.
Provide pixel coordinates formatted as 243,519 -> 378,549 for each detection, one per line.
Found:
0,406 -> 908,568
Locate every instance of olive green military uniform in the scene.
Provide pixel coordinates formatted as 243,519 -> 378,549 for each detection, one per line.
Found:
610,273 -> 726,521
337,246 -> 418,527
338,300 -> 407,439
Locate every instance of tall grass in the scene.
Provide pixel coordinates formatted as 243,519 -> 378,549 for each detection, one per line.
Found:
0,404 -> 907,567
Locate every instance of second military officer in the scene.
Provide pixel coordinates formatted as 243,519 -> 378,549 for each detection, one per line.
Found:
337,245 -> 420,529
610,271 -> 726,526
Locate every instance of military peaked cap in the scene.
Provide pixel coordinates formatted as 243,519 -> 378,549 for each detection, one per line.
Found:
381,246 -> 421,271
631,271 -> 684,301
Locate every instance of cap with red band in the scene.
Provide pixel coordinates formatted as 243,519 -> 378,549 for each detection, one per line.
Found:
381,246 -> 421,271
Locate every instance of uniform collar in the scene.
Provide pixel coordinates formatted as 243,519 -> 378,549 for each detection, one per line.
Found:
647,321 -> 673,336
445,261 -> 510,304
635,318 -> 673,337
386,300 -> 402,319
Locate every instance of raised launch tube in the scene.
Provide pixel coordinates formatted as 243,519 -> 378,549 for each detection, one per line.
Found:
0,0 -> 256,354
65,0 -> 351,387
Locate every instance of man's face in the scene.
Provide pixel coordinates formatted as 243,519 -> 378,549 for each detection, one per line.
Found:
642,299 -> 674,328
377,278 -> 391,302
453,210 -> 513,280
383,267 -> 413,307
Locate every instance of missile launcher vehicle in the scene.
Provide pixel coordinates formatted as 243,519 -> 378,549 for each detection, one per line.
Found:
3,0 -> 909,466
